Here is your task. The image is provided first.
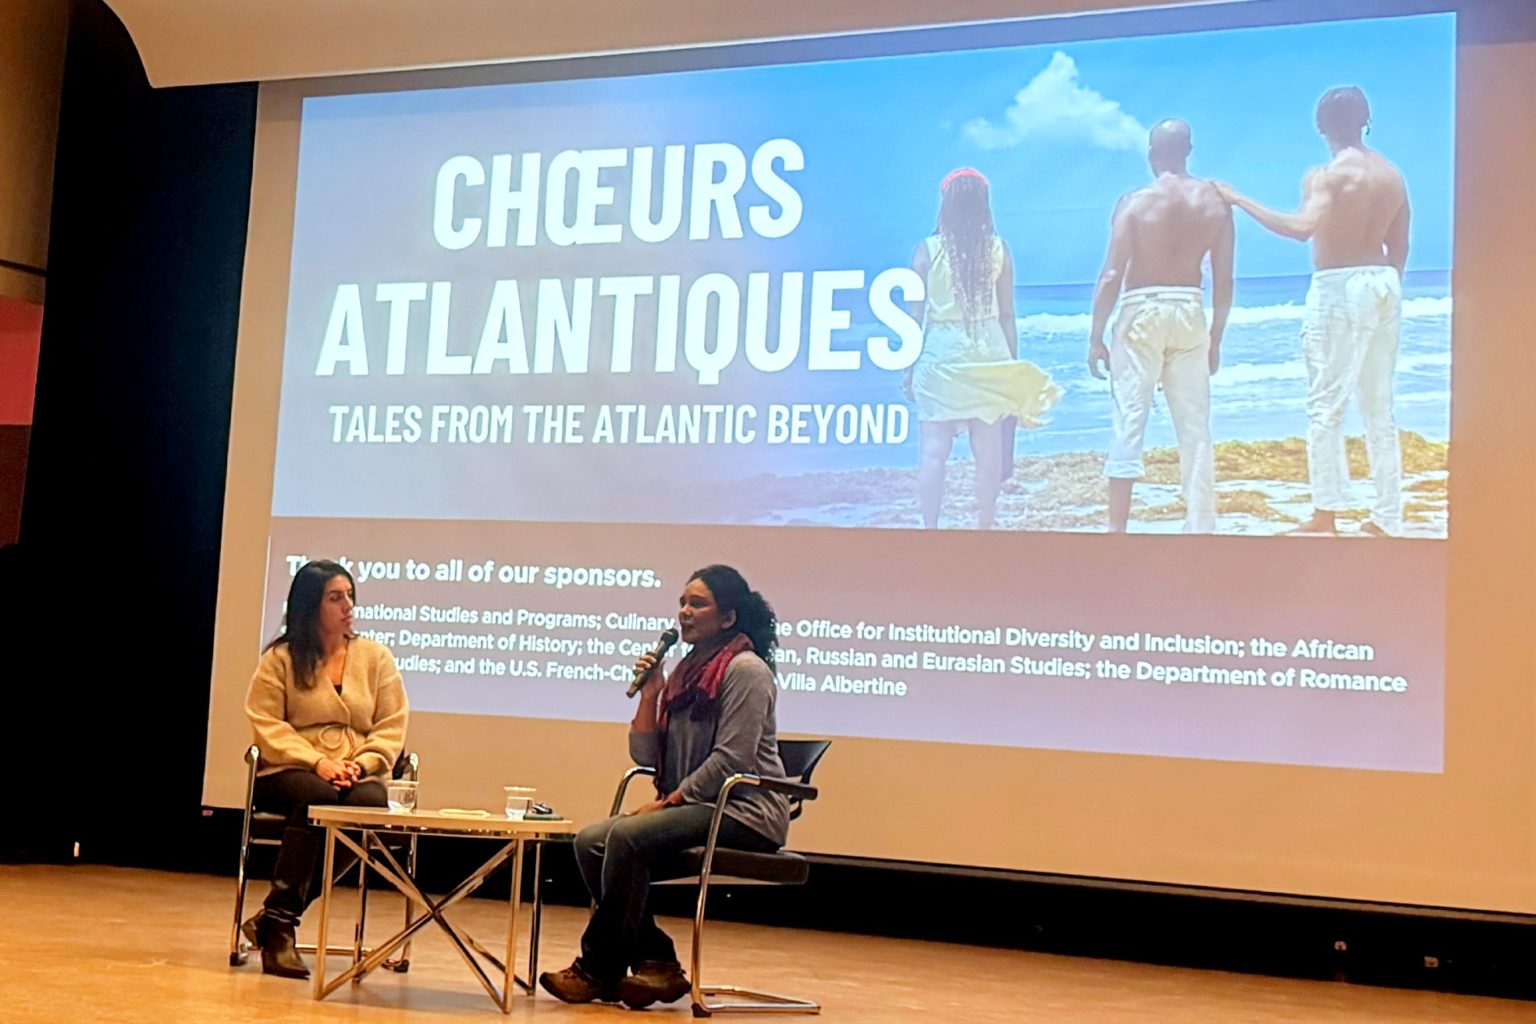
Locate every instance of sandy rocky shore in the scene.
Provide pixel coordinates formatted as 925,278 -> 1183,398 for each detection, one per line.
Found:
732,431 -> 1449,538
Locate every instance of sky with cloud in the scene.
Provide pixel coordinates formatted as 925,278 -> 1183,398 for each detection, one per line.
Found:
310,10 -> 1453,287
962,51 -> 1147,153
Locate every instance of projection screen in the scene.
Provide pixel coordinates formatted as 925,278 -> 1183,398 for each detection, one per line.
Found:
204,0 -> 1536,913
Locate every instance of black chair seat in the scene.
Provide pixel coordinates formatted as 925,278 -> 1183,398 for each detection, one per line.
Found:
249,811 -> 287,836
673,847 -> 809,885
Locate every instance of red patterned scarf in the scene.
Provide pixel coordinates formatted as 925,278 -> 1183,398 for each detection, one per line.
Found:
654,632 -> 752,792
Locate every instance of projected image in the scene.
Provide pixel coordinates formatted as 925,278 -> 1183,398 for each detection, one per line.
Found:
277,14 -> 1451,538
261,10 -> 1453,774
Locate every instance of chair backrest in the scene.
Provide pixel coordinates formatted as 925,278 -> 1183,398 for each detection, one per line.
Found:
776,738 -> 831,821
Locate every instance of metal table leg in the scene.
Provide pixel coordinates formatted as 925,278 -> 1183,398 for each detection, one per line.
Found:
311,828 -> 533,1013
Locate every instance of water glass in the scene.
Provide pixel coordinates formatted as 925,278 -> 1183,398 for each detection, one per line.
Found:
504,786 -> 536,820
386,779 -> 419,814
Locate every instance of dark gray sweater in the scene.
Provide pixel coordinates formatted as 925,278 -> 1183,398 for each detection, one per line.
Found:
628,651 -> 791,847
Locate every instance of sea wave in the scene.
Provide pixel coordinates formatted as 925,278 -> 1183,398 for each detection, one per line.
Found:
1016,296 -> 1452,335
1398,350 -> 1452,374
1194,349 -> 1449,388
1210,362 -> 1306,386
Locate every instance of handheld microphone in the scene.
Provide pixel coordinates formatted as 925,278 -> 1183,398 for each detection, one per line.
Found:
626,627 -> 680,698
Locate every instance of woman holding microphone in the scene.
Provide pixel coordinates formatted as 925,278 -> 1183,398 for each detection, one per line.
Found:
540,564 -> 790,1009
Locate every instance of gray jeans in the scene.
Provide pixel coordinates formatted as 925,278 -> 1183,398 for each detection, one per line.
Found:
573,805 -> 777,982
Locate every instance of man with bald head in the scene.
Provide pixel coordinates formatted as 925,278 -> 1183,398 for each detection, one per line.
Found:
1220,86 -> 1410,537
1089,118 -> 1234,533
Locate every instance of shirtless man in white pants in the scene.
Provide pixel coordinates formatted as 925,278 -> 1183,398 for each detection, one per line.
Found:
1219,86 -> 1410,537
1089,119 -> 1234,533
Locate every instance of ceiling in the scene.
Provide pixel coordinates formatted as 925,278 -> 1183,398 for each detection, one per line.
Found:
100,0 -> 1197,88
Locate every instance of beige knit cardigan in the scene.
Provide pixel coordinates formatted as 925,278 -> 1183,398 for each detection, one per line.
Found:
244,636 -> 409,781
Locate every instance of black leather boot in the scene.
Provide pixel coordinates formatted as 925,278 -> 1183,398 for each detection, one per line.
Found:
256,909 -> 307,979
257,826 -> 321,979
240,910 -> 264,949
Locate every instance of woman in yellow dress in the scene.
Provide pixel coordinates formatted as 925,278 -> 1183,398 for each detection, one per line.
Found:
907,168 -> 1060,529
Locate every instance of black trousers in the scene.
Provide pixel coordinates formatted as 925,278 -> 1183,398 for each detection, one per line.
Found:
572,806 -> 778,983
253,769 -> 386,917
253,768 -> 387,829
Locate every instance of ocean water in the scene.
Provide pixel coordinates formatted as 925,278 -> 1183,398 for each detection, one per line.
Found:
743,270 -> 1451,474
1011,270 -> 1451,459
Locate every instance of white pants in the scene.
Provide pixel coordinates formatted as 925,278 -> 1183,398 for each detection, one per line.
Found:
1301,266 -> 1402,534
1105,286 -> 1214,534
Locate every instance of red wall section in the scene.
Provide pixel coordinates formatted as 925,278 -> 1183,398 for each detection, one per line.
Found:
0,294 -> 43,426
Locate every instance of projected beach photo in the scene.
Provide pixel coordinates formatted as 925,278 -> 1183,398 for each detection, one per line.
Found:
276,13 -> 1452,538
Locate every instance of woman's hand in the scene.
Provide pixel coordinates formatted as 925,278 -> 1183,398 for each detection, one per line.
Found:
629,799 -> 668,816
630,655 -> 667,732
628,792 -> 683,815
315,757 -> 356,787
632,654 -> 665,698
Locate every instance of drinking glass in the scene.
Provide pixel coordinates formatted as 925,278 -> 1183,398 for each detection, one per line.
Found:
503,786 -> 536,819
386,779 -> 419,813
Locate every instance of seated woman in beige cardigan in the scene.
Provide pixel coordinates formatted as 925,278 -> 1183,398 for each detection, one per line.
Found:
242,558 -> 409,979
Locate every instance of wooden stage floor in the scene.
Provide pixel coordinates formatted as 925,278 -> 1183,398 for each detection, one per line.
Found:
1,864 -> 1528,1023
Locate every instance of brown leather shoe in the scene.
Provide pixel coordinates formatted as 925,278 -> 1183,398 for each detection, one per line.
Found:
620,960 -> 691,1009
539,962 -> 621,1003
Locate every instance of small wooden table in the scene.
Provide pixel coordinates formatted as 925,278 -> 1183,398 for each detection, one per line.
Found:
308,805 -> 576,1012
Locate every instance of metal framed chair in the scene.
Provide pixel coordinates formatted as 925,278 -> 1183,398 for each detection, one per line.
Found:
610,738 -> 831,1017
229,744 -> 420,970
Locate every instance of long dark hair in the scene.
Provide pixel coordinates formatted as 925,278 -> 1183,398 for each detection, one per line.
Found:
690,564 -> 777,670
265,559 -> 354,690
934,168 -> 998,334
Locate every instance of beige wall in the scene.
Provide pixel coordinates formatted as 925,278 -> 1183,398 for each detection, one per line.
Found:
0,0 -> 66,304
